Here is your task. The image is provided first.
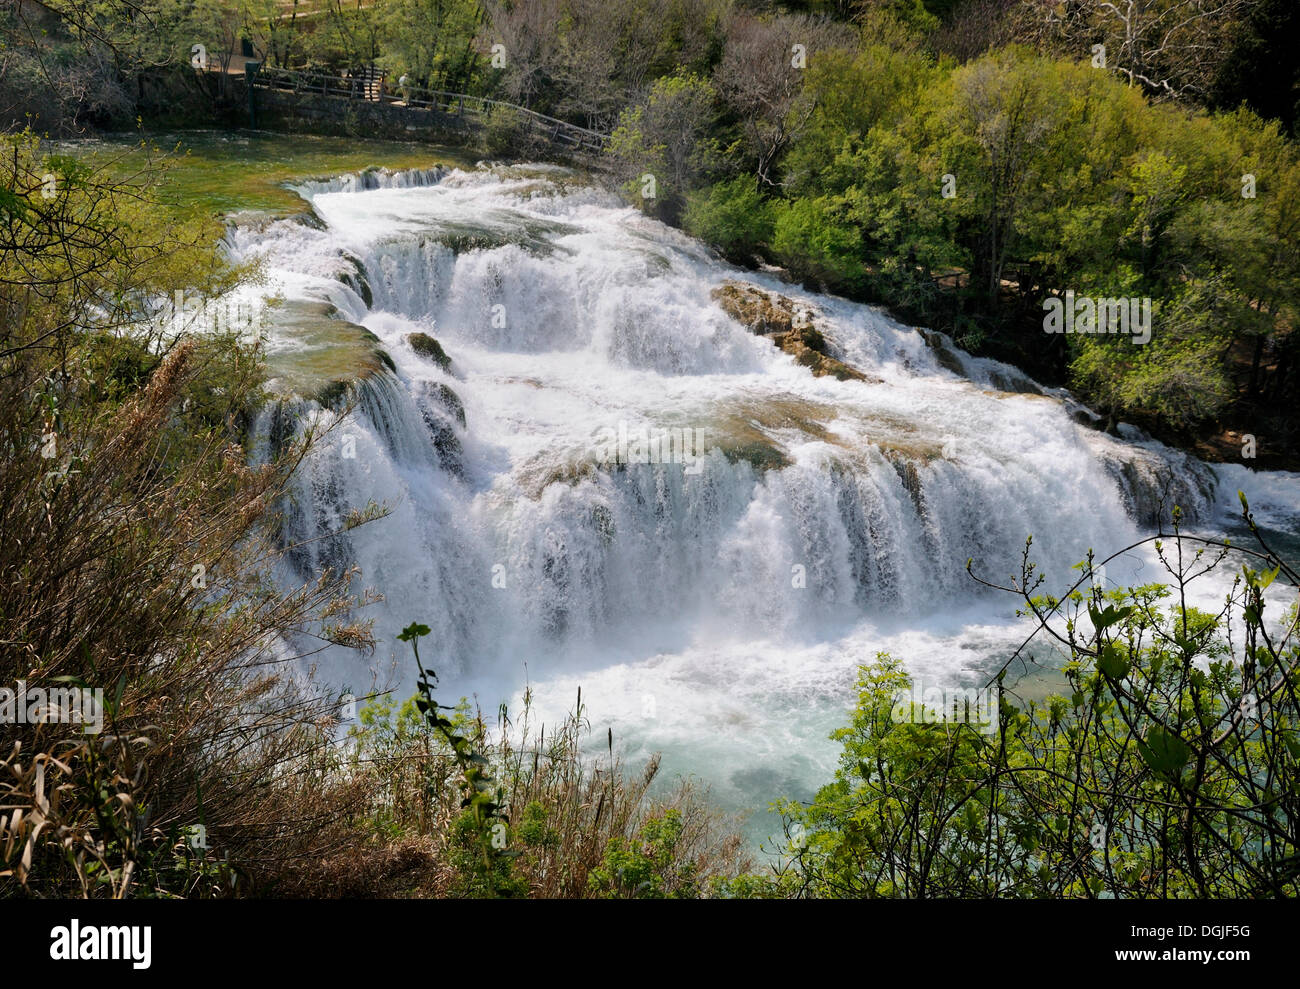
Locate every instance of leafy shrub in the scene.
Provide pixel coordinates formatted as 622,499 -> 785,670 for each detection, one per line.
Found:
771,196 -> 864,291
682,175 -> 774,261
780,502 -> 1300,898
588,810 -> 700,899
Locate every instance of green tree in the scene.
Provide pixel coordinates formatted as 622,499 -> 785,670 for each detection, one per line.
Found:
784,505 -> 1300,898
375,0 -> 484,91
771,195 -> 863,290
682,175 -> 774,262
608,72 -> 720,219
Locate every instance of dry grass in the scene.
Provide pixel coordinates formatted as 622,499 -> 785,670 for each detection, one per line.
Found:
0,331 -> 381,897
0,133 -> 381,898
278,687 -> 755,898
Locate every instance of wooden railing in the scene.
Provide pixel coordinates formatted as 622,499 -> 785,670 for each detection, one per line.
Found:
250,65 -> 609,154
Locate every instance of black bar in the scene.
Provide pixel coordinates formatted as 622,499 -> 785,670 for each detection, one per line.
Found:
4,897 -> 1288,977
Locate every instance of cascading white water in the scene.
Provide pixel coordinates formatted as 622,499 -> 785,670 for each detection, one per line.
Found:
227,162 -> 1300,837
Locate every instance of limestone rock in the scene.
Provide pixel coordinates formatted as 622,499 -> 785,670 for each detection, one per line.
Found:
712,280 -> 876,383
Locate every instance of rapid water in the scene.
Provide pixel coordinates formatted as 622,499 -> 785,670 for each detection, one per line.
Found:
224,163 -> 1300,844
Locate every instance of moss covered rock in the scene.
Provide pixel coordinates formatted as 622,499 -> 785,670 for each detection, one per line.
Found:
428,382 -> 466,427
262,300 -> 396,409
408,332 -> 452,371
414,380 -> 468,474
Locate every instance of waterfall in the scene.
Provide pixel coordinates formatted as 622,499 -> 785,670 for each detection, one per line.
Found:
227,161 -> 1300,826
291,164 -> 451,198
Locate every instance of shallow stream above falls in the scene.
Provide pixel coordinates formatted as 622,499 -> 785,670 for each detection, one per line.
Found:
218,161 -> 1300,851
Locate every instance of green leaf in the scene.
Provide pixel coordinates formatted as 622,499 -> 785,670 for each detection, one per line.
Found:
1138,726 -> 1190,779
0,186 -> 28,219
1283,733 -> 1300,762
1098,643 -> 1130,680
1088,604 -> 1133,632
397,622 -> 431,642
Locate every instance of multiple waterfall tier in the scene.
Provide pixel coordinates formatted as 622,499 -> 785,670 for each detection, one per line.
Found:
225,163 -> 1296,818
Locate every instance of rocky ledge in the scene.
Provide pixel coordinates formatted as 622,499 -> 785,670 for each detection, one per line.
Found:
711,280 -> 878,383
